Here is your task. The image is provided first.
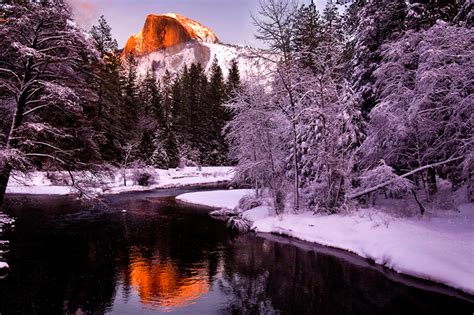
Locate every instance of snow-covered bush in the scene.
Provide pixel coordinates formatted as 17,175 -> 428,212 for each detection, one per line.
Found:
236,194 -> 263,212
132,168 -> 159,186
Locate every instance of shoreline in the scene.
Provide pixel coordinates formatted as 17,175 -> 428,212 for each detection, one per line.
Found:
5,180 -> 231,199
257,232 -> 474,303
4,167 -> 235,198
175,189 -> 474,297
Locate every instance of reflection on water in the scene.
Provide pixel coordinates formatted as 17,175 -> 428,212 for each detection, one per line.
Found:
0,190 -> 472,314
128,253 -> 209,309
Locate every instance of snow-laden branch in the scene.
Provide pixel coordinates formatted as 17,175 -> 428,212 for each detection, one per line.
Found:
349,156 -> 464,199
0,67 -> 21,83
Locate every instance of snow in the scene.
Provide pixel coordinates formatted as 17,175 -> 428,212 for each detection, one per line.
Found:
176,189 -> 252,209
6,167 -> 234,196
6,185 -> 75,195
174,189 -> 474,294
241,206 -> 273,222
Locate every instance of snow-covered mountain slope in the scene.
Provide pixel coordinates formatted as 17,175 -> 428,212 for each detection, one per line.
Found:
135,41 -> 269,79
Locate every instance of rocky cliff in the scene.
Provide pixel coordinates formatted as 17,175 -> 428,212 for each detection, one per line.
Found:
123,13 -> 219,56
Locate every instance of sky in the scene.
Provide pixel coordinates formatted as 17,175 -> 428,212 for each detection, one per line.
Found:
67,0 -> 330,48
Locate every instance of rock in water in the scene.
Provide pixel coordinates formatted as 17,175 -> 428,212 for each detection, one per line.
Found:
0,262 -> 9,279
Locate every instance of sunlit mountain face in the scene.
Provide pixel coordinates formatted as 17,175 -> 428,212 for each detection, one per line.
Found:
120,12 -> 268,79
123,13 -> 218,57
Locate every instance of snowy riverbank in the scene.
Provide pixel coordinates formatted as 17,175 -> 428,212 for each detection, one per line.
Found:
176,189 -> 474,295
6,167 -> 234,196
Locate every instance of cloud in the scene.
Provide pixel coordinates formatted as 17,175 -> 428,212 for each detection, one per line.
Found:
67,0 -> 99,29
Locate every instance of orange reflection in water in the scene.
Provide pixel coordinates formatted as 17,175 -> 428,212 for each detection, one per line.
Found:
129,255 -> 209,310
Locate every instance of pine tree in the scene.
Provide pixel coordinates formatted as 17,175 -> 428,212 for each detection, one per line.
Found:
161,127 -> 180,168
161,70 -> 174,128
121,54 -> 139,137
182,63 -> 208,163
136,69 -> 163,164
322,3 -> 344,45
293,0 -> 322,70
171,66 -> 190,143
225,59 -> 242,101
206,58 -> 228,165
89,15 -> 126,162
345,0 -> 407,117
140,68 -> 163,122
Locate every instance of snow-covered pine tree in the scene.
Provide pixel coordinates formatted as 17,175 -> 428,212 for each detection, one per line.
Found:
292,0 -> 322,71
89,15 -> 127,162
136,68 -> 163,166
160,70 -> 180,168
345,0 -> 407,117
171,66 -> 188,146
161,70 -> 174,128
121,53 -> 140,137
289,2 -> 362,213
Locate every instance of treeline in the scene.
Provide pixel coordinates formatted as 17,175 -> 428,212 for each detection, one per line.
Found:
227,0 -> 473,214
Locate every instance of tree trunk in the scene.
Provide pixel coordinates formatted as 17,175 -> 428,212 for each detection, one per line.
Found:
411,189 -> 426,215
0,89 -> 27,205
328,169 -> 344,213
0,58 -> 33,205
426,167 -> 437,195
0,165 -> 12,205
292,124 -> 299,212
468,172 -> 474,202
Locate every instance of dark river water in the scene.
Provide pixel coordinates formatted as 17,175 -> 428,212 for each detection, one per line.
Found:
0,187 -> 472,314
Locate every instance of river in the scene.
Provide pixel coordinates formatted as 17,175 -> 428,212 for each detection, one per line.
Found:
0,187 -> 472,314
